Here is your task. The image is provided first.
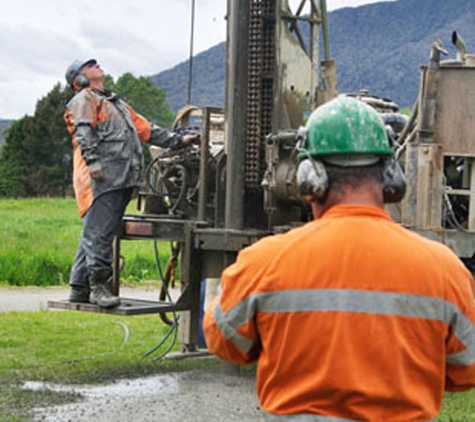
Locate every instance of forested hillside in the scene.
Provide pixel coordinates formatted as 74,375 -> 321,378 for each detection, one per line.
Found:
0,75 -> 173,198
151,43 -> 226,114
331,0 -> 475,108
152,0 -> 475,112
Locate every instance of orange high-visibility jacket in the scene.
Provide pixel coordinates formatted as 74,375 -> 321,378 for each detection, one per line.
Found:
64,88 -> 153,217
203,205 -> 475,422
65,88 -> 184,217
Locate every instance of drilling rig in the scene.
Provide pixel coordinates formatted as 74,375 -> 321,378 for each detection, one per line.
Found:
51,0 -> 338,352
49,1 -> 475,354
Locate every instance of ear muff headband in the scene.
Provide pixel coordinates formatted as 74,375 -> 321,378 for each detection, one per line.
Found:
296,122 -> 406,203
297,156 -> 406,204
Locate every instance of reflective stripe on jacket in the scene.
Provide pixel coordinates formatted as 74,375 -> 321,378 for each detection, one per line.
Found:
203,205 -> 475,421
263,413 -> 437,422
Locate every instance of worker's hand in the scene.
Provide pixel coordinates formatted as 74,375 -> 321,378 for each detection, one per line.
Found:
182,134 -> 201,146
88,161 -> 104,181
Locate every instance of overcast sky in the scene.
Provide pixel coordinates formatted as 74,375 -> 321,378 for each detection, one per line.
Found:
0,0 -> 396,120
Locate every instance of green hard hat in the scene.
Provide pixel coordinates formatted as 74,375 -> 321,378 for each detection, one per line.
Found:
299,96 -> 393,166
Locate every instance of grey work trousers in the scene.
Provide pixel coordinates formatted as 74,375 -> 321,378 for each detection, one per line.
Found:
69,188 -> 133,287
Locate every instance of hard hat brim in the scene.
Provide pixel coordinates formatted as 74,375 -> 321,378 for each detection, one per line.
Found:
80,59 -> 97,70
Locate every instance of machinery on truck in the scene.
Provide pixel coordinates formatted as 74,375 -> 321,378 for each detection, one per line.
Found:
397,32 -> 475,273
49,0 -> 475,354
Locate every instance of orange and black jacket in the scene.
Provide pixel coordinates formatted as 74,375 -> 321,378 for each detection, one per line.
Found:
203,205 -> 475,422
64,88 -> 184,217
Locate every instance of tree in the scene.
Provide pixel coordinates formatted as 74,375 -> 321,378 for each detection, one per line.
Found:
0,84 -> 72,198
106,72 -> 175,127
0,118 -> 29,197
22,83 -> 72,196
0,73 -> 175,198
104,73 -> 176,166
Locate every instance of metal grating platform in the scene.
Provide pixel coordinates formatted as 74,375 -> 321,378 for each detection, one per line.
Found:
47,298 -> 184,316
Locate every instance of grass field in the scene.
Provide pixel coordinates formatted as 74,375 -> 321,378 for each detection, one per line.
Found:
1,198 -> 475,421
0,197 -> 189,420
0,309 -> 214,422
0,197 -> 174,287
1,310 -> 475,422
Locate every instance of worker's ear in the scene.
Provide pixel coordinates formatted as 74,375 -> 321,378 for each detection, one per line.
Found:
296,158 -> 328,200
381,158 -> 406,203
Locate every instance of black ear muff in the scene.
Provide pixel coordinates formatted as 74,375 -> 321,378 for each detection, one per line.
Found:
75,73 -> 90,88
381,158 -> 406,203
297,158 -> 328,200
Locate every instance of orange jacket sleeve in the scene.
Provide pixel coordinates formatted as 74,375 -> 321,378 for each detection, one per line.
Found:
126,106 -> 152,143
203,236 -> 282,365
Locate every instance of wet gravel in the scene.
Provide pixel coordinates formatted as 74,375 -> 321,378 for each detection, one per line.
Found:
25,370 -> 262,422
2,287 -> 263,421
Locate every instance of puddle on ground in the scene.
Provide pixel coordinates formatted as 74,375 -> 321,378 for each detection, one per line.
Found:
22,371 -> 262,422
23,374 -> 180,422
23,373 -> 179,399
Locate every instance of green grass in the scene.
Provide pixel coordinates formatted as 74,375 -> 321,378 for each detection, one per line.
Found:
0,309 -> 474,422
440,390 -> 475,421
0,309 -> 212,421
1,197 -> 475,421
0,198 -> 175,287
0,311 -> 181,378
0,198 -> 190,420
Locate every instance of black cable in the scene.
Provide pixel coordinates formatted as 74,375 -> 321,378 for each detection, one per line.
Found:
140,318 -> 178,360
139,240 -> 179,360
444,192 -> 469,232
144,154 -> 163,194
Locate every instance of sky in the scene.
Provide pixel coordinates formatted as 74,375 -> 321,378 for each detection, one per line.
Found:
0,0 -> 396,120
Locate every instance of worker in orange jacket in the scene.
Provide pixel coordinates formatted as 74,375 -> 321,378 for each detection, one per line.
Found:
64,59 -> 197,307
203,96 -> 475,421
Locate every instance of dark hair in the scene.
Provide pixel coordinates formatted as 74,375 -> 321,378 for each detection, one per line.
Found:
316,163 -> 382,204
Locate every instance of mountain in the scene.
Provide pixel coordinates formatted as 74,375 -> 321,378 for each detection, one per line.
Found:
151,0 -> 475,113
331,0 -> 475,108
151,43 -> 226,113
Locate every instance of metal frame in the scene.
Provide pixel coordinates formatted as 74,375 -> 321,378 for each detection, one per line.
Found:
401,42 -> 475,259
49,0 -> 333,353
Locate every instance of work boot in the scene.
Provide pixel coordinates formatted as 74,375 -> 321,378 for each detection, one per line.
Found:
69,285 -> 90,303
89,275 -> 120,308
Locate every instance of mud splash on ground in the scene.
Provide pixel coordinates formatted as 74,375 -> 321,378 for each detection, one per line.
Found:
3,288 -> 263,421
24,369 -> 262,422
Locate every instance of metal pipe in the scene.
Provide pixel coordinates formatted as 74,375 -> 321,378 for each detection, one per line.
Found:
187,0 -> 196,104
197,108 -> 211,221
452,31 -> 467,63
418,40 -> 447,144
395,99 -> 418,160
320,0 -> 331,61
224,0 -> 250,230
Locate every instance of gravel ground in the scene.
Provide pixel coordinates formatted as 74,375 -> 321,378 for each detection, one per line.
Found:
0,285 -> 166,312
25,370 -> 261,422
1,286 -> 263,422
